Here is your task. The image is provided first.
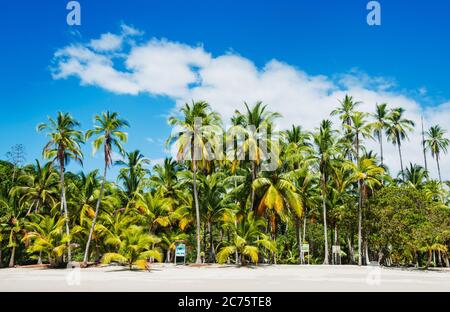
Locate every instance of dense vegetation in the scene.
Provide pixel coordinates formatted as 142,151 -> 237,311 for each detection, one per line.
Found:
1,97 -> 449,269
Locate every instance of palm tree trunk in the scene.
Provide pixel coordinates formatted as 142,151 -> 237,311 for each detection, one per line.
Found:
208,221 -> 215,263
193,160 -> 202,264
357,181 -> 363,266
295,217 -> 303,264
59,161 -> 71,262
397,141 -> 405,180
379,132 -> 384,166
436,156 -> 442,183
250,161 -> 256,211
83,162 -> 108,266
8,245 -> 15,268
322,173 -> 329,265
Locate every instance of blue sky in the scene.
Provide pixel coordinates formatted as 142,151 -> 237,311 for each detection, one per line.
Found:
1,0 -> 450,178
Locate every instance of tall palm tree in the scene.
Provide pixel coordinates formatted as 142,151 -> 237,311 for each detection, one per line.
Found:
83,111 -> 129,266
345,112 -> 373,162
233,101 -> 281,211
425,125 -> 450,183
313,120 -> 339,264
372,103 -> 390,166
37,112 -> 84,262
331,95 -> 362,128
168,101 -> 221,264
386,108 -> 415,180
346,157 -> 384,265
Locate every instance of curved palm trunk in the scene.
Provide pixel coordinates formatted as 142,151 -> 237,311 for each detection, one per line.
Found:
83,162 -> 108,266
193,160 -> 202,264
59,160 -> 71,262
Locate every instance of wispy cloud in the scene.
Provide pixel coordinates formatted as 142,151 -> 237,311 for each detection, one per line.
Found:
51,24 -> 450,179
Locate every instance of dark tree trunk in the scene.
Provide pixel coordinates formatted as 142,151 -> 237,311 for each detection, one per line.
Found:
8,245 -> 15,268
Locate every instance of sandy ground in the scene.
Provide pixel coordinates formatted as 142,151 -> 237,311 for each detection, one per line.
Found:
0,264 -> 449,292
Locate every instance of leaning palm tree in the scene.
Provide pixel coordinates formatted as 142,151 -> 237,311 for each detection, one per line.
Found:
37,112 -> 84,262
425,125 -> 450,183
83,111 -> 129,266
371,103 -> 390,166
385,108 -> 415,180
167,101 -> 221,264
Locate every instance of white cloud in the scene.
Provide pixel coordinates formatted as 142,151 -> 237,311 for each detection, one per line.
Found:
52,26 -> 450,180
90,33 -> 123,52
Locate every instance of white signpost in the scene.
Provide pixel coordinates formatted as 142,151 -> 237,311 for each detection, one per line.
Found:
301,244 -> 310,264
174,243 -> 186,265
332,245 -> 341,264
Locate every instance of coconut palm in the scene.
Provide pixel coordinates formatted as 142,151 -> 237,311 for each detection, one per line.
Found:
233,101 -> 281,211
312,120 -> 339,264
116,150 -> 150,201
11,160 -> 59,215
372,103 -> 390,166
37,112 -> 84,262
22,214 -> 69,266
385,108 -> 415,180
168,101 -> 221,264
331,95 -> 362,128
345,112 -> 373,162
83,111 -> 129,266
346,157 -> 385,265
401,163 -> 428,188
217,212 -> 276,265
425,125 -> 450,183
102,225 -> 162,270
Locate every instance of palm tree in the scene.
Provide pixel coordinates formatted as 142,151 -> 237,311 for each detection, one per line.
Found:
116,150 -> 150,201
217,212 -> 276,265
12,160 -> 59,215
386,108 -> 415,180
331,95 -> 362,128
372,103 -> 390,166
345,112 -> 373,162
37,112 -> 84,262
346,157 -> 384,265
233,101 -> 281,211
102,225 -> 162,270
168,101 -> 221,264
312,120 -> 339,264
425,125 -> 450,183
402,163 -> 428,188
83,111 -> 129,266
22,214 -> 68,267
